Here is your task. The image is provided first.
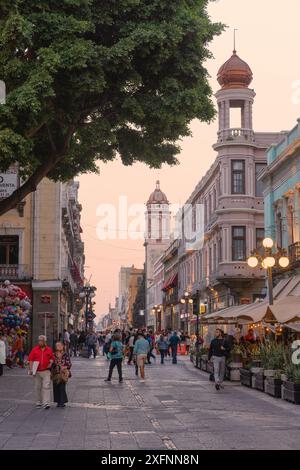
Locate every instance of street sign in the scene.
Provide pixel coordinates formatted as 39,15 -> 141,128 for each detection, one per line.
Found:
38,312 -> 55,319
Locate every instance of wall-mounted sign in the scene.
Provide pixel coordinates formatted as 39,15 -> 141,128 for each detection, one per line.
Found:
0,170 -> 18,199
38,312 -> 55,319
41,295 -> 51,304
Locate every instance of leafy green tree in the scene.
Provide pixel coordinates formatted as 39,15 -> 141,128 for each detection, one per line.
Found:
0,0 -> 223,215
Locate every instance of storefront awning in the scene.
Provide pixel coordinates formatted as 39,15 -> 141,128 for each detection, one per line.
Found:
201,275 -> 300,325
162,273 -> 178,292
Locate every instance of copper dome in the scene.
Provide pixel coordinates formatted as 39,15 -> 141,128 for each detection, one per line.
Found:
217,51 -> 253,89
147,181 -> 168,205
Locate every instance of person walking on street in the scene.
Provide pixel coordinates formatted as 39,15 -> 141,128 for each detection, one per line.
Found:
87,331 -> 98,359
12,333 -> 24,367
127,331 -> 135,365
133,333 -> 150,380
146,331 -> 156,364
28,335 -> 54,409
105,333 -> 124,383
78,331 -> 86,354
69,330 -> 78,357
169,331 -> 180,364
0,332 -> 6,376
103,331 -> 112,359
51,342 -> 72,407
185,333 -> 191,355
63,329 -> 70,355
208,328 -> 230,391
156,334 -> 169,364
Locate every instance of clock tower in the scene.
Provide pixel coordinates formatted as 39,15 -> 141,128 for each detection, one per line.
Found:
144,181 -> 171,323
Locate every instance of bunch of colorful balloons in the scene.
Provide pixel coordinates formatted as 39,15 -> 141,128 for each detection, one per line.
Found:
0,280 -> 32,335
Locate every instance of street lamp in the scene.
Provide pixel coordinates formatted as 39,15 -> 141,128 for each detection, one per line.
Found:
180,291 -> 193,333
247,237 -> 290,305
79,284 -> 97,332
151,305 -> 162,332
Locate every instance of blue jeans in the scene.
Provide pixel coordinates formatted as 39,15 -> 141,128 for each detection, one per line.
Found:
160,350 -> 167,364
88,344 -> 97,358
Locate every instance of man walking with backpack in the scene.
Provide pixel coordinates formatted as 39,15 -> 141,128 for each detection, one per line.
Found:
208,329 -> 229,391
169,331 -> 180,364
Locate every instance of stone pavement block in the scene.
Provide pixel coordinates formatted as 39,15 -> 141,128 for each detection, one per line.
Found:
110,436 -> 138,450
84,435 -> 111,450
2,355 -> 300,450
0,433 -> 12,448
2,435 -> 35,450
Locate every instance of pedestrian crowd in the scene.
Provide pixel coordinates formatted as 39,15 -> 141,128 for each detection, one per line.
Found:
0,323 -> 238,411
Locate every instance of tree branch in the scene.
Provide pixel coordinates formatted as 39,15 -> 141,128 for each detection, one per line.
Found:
0,125 -> 76,216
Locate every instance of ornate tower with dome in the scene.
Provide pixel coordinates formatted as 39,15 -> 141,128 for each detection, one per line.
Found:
144,181 -> 171,323
177,48 -> 285,318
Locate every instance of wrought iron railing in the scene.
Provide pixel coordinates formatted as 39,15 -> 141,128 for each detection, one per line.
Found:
217,128 -> 255,143
0,264 -> 30,280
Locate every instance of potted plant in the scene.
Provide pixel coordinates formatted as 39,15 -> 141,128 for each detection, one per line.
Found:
261,342 -> 285,379
230,344 -> 245,363
282,364 -> 300,404
240,362 -> 253,388
265,370 -> 282,398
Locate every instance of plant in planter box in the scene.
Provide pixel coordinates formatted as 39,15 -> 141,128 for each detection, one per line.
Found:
240,362 -> 253,388
265,369 -> 283,399
283,363 -> 300,404
260,342 -> 285,377
230,344 -> 246,362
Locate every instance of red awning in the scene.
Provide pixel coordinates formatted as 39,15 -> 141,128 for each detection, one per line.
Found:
162,273 -> 178,292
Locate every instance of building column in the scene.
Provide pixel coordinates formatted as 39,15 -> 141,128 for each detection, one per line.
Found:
224,101 -> 230,129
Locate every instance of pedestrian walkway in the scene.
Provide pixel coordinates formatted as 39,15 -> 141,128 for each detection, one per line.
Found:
1,354 -> 300,450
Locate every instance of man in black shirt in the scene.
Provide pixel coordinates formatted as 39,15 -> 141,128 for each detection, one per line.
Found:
208,329 -> 229,391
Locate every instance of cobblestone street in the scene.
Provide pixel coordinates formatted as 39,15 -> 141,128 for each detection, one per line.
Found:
0,355 -> 300,450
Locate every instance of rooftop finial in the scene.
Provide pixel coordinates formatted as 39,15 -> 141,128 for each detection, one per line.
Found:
156,180 -> 160,190
233,29 -> 238,54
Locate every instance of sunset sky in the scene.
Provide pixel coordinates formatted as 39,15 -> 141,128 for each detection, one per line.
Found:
78,0 -> 300,319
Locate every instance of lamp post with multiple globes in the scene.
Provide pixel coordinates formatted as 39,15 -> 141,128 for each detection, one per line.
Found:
247,237 -> 290,305
151,305 -> 162,332
180,291 -> 193,333
79,283 -> 97,332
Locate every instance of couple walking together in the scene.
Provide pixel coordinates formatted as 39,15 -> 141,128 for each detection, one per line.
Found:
28,335 -> 72,409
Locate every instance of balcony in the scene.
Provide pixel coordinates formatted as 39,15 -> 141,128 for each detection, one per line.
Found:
216,128 -> 255,144
288,242 -> 300,265
0,264 -> 30,281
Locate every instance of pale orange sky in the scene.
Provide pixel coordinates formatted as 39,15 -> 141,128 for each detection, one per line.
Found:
78,0 -> 300,319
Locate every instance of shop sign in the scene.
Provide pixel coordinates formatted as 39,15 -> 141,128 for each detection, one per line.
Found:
0,170 -> 18,199
41,295 -> 51,304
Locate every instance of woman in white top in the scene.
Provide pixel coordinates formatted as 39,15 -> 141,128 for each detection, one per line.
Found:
0,332 -> 7,376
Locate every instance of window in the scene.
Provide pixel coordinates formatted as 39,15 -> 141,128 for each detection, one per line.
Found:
213,188 -> 217,211
256,228 -> 265,250
0,236 -> 19,265
255,163 -> 267,197
214,243 -> 217,272
218,238 -> 223,263
192,204 -> 196,233
231,160 -> 245,194
276,213 -> 283,248
199,252 -> 203,281
232,227 -> 246,261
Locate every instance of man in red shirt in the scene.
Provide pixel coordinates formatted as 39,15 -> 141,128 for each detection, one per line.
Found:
28,335 -> 54,409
